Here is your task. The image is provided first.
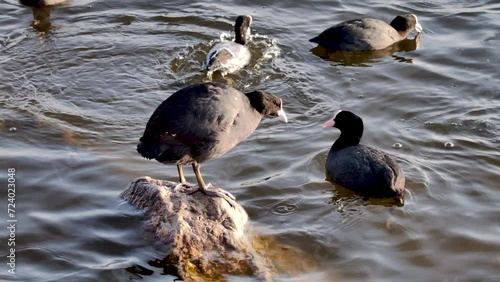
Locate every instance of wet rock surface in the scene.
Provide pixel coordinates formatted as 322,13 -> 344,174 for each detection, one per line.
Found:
121,176 -> 270,281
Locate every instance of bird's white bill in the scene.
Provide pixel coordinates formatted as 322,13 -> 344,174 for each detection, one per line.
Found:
278,109 -> 288,123
322,119 -> 335,128
415,22 -> 423,32
413,14 -> 423,32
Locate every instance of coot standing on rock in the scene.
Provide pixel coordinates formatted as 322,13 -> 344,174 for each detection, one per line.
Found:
323,111 -> 405,198
310,14 -> 423,51
204,15 -> 253,79
137,82 -> 287,202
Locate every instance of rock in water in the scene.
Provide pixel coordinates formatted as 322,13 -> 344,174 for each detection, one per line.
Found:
121,177 -> 270,281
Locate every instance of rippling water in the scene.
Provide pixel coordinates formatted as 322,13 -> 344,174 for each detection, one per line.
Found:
0,0 -> 499,281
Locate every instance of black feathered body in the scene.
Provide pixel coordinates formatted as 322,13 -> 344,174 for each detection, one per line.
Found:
326,144 -> 405,198
138,82 -> 263,165
310,18 -> 407,51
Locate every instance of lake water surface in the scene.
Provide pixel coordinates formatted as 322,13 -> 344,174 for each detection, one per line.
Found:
0,0 -> 499,281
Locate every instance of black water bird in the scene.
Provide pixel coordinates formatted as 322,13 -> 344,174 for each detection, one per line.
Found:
323,111 -> 405,198
137,82 -> 287,202
310,14 -> 423,51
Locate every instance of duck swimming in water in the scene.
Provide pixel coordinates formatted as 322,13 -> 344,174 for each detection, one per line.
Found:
19,0 -> 66,7
204,15 -> 253,79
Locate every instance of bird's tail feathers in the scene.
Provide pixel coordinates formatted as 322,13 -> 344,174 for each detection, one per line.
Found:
137,142 -> 161,160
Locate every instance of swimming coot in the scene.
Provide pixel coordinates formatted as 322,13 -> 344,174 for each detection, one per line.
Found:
204,15 -> 252,78
137,82 -> 287,201
310,14 -> 423,51
323,111 -> 405,198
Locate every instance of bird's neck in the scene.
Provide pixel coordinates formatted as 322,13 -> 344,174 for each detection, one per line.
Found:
332,132 -> 361,151
397,30 -> 412,38
235,27 -> 247,45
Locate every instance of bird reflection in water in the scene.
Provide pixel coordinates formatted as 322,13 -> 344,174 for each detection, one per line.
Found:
19,0 -> 67,32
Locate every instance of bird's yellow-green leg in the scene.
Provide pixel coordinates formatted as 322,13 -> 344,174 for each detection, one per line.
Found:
177,164 -> 187,184
190,162 -> 236,202
192,162 -> 207,189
